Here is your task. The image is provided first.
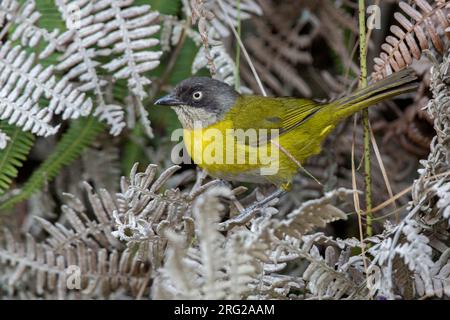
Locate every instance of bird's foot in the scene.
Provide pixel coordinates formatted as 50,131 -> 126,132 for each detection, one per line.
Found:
218,189 -> 286,231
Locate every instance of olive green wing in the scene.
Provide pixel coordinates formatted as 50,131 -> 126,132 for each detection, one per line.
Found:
227,96 -> 323,146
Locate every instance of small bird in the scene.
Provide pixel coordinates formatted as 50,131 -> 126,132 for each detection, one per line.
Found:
155,69 -> 417,192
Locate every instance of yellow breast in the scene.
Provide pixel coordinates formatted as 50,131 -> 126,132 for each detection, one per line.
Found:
182,120 -> 297,185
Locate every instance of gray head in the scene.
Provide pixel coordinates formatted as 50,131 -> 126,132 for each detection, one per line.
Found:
154,77 -> 239,129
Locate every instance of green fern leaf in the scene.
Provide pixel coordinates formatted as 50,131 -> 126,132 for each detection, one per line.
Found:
0,116 -> 104,209
145,0 -> 181,15
0,122 -> 35,195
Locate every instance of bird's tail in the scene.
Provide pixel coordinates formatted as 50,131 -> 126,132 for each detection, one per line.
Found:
330,68 -> 418,121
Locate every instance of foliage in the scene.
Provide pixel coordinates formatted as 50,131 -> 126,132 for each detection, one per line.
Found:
0,0 -> 450,301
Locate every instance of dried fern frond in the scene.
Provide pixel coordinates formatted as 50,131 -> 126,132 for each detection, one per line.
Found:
94,0 -> 162,138
34,163 -> 216,263
191,31 -> 237,86
112,164 -> 221,262
372,0 -> 449,80
3,0 -> 63,59
3,39 -> 92,117
394,219 -> 434,288
273,188 -> 350,239
0,229 -> 149,299
241,1 -> 316,97
95,0 -> 162,99
54,0 -> 125,135
0,0 -> 18,31
302,245 -> 366,299
0,42 -> 63,138
412,46 -> 450,214
1,163 -> 224,298
36,182 -> 122,254
249,229 -> 368,300
415,248 -> 450,298
202,0 -> 262,37
153,187 -> 262,299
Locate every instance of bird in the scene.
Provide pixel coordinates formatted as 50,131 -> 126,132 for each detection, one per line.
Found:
154,69 -> 417,217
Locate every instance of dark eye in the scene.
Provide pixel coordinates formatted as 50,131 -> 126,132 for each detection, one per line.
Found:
192,91 -> 203,101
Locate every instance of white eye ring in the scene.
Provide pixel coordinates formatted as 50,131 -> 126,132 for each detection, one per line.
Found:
192,91 -> 203,100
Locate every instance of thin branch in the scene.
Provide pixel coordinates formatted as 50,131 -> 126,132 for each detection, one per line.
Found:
358,0 -> 373,237
217,0 -> 267,96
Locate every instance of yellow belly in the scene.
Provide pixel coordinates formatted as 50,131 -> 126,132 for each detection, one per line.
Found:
182,120 -> 331,185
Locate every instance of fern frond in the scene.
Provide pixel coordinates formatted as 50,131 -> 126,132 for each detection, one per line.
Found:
112,164 -> 221,262
302,244 -> 366,299
91,0 -> 163,137
372,0 -> 449,80
192,40 -> 236,86
201,0 -> 262,37
95,0 -> 162,100
153,186 -> 261,299
0,116 -> 104,209
0,229 -> 149,299
0,41 -> 92,126
0,122 -> 34,194
0,43 -> 59,137
394,219 -> 434,290
54,0 -> 125,135
35,182 -> 122,254
273,188 -> 350,239
0,0 -> 19,30
240,1 -> 315,97
4,0 -> 63,59
414,248 -> 450,298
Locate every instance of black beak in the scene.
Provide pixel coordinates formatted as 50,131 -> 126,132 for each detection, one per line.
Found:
154,94 -> 182,106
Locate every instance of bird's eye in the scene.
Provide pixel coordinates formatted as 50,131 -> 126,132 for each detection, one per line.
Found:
192,91 -> 203,101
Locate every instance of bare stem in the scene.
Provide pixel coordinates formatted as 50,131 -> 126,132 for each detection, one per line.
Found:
358,0 -> 372,237
217,0 -> 266,96
235,0 -> 241,91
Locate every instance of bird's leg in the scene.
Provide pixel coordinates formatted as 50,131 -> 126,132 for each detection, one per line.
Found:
219,188 -> 286,231
218,179 -> 246,212
241,188 -> 285,214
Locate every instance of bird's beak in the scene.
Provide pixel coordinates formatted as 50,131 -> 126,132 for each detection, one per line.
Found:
154,94 -> 182,107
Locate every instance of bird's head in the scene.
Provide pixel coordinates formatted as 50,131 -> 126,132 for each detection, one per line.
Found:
154,77 -> 239,129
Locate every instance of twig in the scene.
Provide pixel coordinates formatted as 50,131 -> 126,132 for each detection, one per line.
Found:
217,0 -> 267,96
358,0 -> 373,237
351,116 -> 369,277
235,0 -> 241,91
191,0 -> 217,77
369,123 -> 397,220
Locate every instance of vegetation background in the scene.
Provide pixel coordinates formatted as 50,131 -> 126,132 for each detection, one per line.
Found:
0,0 -> 449,299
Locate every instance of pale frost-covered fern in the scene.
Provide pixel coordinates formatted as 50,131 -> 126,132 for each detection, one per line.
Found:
95,0 -> 162,137
153,186 -> 260,299
192,41 -> 236,86
435,181 -> 450,223
0,42 -> 63,142
3,0 -> 63,58
371,48 -> 450,300
52,0 -> 162,136
200,0 -> 262,37
273,188 -> 349,239
96,0 -> 161,100
55,0 -> 126,135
